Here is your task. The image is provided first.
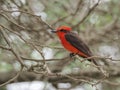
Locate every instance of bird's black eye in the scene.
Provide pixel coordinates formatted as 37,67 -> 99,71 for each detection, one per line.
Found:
60,29 -> 64,32
60,29 -> 68,33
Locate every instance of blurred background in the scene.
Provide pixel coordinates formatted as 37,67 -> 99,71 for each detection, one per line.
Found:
0,0 -> 120,90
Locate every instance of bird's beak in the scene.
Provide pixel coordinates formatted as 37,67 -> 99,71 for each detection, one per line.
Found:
51,30 -> 57,33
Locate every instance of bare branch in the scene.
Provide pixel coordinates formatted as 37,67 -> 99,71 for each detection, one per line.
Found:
0,26 -> 26,67
73,0 -> 100,28
0,45 -> 11,50
0,66 -> 24,87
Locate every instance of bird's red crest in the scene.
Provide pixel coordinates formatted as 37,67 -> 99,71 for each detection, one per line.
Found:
57,26 -> 71,31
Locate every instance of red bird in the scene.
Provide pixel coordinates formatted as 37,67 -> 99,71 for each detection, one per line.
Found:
52,25 -> 97,65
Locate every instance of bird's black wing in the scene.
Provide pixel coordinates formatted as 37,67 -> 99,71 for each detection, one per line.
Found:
65,32 -> 92,57
65,32 -> 99,66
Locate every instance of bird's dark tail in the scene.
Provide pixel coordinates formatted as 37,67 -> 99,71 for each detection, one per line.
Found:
88,58 -> 99,66
79,55 -> 99,67
78,55 -> 107,76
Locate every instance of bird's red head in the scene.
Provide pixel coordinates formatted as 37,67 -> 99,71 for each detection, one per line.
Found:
56,26 -> 71,32
51,25 -> 71,38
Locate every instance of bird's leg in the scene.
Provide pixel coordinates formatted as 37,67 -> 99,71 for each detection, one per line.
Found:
69,53 -> 76,58
69,53 -> 78,62
69,53 -> 81,65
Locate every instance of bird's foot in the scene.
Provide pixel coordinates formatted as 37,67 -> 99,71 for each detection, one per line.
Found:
69,53 -> 76,58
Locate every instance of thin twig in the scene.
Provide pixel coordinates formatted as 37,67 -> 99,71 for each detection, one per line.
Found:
21,56 -> 68,62
73,0 -> 83,15
73,0 -> 100,28
0,26 -> 26,67
1,9 -> 54,30
0,66 -> 24,87
0,45 -> 11,50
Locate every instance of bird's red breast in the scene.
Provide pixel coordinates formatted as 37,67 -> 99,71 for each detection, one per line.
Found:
61,35 -> 88,57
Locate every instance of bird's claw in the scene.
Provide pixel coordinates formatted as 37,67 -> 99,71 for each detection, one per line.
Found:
69,53 -> 76,57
